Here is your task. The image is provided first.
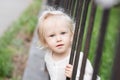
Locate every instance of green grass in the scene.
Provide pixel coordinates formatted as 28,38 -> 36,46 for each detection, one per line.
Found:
0,0 -> 42,79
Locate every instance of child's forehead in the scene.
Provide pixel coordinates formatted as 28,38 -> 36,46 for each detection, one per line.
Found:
44,15 -> 68,25
42,16 -> 70,31
45,15 -> 66,21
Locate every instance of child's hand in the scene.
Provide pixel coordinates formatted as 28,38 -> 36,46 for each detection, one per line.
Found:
65,64 -> 73,78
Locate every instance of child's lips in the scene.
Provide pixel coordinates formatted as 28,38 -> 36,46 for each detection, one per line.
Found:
56,44 -> 64,47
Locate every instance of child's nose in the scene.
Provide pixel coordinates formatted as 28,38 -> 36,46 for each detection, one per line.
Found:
56,36 -> 62,42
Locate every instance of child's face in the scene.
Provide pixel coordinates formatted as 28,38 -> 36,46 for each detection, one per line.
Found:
43,16 -> 73,54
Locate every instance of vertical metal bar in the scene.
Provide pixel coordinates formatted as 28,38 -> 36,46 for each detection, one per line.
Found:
59,0 -> 65,8
79,1 -> 97,80
70,0 -> 77,17
68,0 -> 72,10
92,9 -> 110,80
74,0 -> 84,20
111,25 -> 120,80
66,0 -> 72,13
53,0 -> 61,9
54,0 -> 60,5
69,0 -> 85,66
64,0 -> 69,10
63,0 -> 67,9
66,0 -> 69,9
71,0 -> 90,80
66,0 -> 86,79
47,0 -> 54,6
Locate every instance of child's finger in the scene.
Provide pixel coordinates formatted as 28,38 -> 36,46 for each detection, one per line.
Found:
65,70 -> 71,78
65,67 -> 72,71
65,64 -> 73,71
66,64 -> 73,68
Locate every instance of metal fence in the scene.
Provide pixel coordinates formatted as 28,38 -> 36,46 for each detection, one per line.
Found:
47,0 -> 120,80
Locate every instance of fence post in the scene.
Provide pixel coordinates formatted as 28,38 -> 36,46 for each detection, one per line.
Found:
79,1 -> 97,80
92,9 -> 110,80
70,0 -> 90,80
111,27 -> 120,80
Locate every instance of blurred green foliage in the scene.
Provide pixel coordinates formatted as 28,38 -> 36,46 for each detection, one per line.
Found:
88,6 -> 120,80
0,0 -> 42,79
0,47 -> 13,78
81,4 -> 119,80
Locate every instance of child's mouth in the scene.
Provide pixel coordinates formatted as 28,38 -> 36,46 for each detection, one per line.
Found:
56,44 -> 64,47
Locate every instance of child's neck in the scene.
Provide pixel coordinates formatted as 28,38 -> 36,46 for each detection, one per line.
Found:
52,48 -> 71,61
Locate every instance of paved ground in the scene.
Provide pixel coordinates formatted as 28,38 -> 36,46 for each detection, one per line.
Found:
0,0 -> 32,36
22,0 -> 50,80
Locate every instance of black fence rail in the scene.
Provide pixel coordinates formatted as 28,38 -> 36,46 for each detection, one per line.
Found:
47,0 -> 120,80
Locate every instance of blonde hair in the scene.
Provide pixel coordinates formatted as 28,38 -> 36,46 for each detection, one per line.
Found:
37,9 -> 75,48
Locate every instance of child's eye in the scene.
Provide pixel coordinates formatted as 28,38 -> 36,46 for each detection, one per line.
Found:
49,34 -> 55,37
61,32 -> 66,35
